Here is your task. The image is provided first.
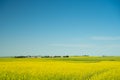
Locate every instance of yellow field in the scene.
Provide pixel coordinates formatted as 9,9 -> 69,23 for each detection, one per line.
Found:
0,58 -> 120,80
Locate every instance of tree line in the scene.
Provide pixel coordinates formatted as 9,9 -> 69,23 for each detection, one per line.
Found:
14,55 -> 69,58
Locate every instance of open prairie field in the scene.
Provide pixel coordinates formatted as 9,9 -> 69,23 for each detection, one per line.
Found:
0,56 -> 120,80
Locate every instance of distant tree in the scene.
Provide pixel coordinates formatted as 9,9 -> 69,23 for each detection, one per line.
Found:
63,55 -> 69,58
82,55 -> 89,57
53,56 -> 61,58
14,56 -> 27,58
41,56 -> 50,58
102,55 -> 106,57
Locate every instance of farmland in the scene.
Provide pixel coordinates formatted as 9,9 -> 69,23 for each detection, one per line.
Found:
0,56 -> 120,80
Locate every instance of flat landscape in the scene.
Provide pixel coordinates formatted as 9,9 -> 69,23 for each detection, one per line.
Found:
0,56 -> 120,80
1,0 -> 120,80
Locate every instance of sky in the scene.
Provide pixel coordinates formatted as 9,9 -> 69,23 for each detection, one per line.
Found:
0,0 -> 120,56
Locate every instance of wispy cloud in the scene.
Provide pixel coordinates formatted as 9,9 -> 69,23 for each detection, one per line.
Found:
91,36 -> 120,40
103,44 -> 120,48
50,44 -> 95,48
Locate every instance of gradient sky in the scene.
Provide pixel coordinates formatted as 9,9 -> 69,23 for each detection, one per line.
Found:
0,0 -> 120,56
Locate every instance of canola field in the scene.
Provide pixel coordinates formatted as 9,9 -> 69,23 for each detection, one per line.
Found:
0,57 -> 120,80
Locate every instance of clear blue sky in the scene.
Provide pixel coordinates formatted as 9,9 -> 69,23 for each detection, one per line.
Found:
0,0 -> 120,56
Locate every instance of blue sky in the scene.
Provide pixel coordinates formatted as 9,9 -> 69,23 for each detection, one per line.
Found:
0,0 -> 120,56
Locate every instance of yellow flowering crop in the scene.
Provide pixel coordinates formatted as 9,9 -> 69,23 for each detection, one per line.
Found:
0,58 -> 120,80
